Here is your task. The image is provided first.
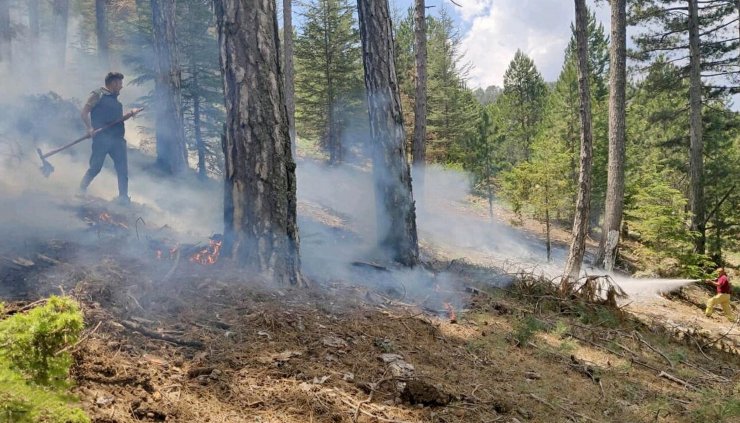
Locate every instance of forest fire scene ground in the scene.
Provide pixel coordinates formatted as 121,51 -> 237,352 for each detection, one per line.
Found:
0,196 -> 737,423
0,0 -> 738,421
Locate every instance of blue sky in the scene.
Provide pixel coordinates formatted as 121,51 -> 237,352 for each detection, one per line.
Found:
389,0 -> 611,89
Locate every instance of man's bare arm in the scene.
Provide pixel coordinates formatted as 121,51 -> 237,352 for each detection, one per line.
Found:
80,104 -> 94,136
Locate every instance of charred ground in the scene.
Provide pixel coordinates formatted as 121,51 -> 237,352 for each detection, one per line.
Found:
1,195 -> 738,423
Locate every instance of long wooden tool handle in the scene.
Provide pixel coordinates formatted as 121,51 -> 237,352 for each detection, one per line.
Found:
41,108 -> 144,159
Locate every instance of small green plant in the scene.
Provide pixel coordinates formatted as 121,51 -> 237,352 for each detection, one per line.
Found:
575,303 -> 620,328
550,320 -> 569,337
511,315 -> 544,347
0,296 -> 89,423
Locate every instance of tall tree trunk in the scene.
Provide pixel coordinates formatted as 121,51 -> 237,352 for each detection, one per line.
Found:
357,0 -> 419,266
412,0 -> 427,200
215,0 -> 301,285
283,0 -> 296,157
322,1 -> 340,165
28,0 -> 39,43
562,0 -> 594,287
688,0 -> 705,254
52,0 -> 69,68
151,0 -> 188,174
596,0 -> 627,272
0,0 -> 11,65
192,67 -> 206,180
96,0 -> 109,67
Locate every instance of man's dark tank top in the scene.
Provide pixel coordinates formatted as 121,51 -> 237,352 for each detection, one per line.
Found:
91,92 -> 124,139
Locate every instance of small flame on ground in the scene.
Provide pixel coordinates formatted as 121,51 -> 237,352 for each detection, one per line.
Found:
97,212 -> 128,229
190,239 -> 222,265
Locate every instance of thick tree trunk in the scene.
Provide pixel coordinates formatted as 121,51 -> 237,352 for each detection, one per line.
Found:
52,0 -> 69,68
562,0 -> 594,287
215,0 -> 301,285
96,0 -> 109,67
283,0 -> 296,156
596,0 -> 627,271
412,0 -> 427,199
688,0 -> 705,254
357,0 -> 419,266
151,0 -> 188,174
0,0 -> 11,65
192,68 -> 206,180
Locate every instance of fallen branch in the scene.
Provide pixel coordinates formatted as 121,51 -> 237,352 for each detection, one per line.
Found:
633,331 -> 674,368
658,371 -> 697,390
529,393 -> 601,423
56,321 -> 103,356
334,394 -> 408,423
120,320 -> 203,348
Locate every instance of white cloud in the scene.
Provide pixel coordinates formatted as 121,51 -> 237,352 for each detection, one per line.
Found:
457,0 -> 609,88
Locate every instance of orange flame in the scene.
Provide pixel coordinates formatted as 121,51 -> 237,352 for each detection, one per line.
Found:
190,240 -> 223,265
98,212 -> 128,229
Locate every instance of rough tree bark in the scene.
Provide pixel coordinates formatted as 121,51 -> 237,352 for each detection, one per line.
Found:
192,66 -> 206,180
151,0 -> 188,174
95,0 -> 109,67
562,0 -> 594,287
52,0 -> 69,68
688,0 -> 705,254
357,0 -> 419,266
283,0 -> 296,156
0,0 -> 11,65
215,0 -> 302,285
412,0 -> 427,199
596,0 -> 627,272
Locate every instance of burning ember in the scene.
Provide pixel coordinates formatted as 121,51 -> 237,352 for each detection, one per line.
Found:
189,237 -> 223,265
149,235 -> 223,265
98,212 -> 128,229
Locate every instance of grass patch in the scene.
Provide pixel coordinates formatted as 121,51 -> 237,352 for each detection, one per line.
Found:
0,296 -> 88,423
691,389 -> 740,422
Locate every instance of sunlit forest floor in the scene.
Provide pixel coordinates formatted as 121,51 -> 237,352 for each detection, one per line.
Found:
1,192 -> 737,423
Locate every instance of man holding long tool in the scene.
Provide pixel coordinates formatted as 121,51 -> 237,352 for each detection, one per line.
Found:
79,72 -> 138,205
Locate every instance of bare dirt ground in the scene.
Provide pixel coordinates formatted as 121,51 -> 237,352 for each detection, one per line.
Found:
1,193 -> 739,423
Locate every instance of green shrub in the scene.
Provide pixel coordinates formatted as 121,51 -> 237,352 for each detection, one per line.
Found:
0,296 -> 88,423
0,296 -> 84,385
511,315 -> 545,347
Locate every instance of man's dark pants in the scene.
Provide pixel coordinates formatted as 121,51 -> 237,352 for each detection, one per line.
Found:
80,136 -> 128,198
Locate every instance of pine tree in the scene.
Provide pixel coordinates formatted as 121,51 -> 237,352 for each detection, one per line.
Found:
630,0 -> 739,254
294,0 -> 364,165
412,0 -> 428,198
178,0 -> 224,179
215,0 -> 301,285
596,0 -> 627,271
151,0 -> 188,174
562,0 -> 595,286
426,9 -> 478,164
357,0 -> 419,266
52,0 -> 70,68
95,0 -> 109,67
0,0 -> 12,65
499,50 -> 548,163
